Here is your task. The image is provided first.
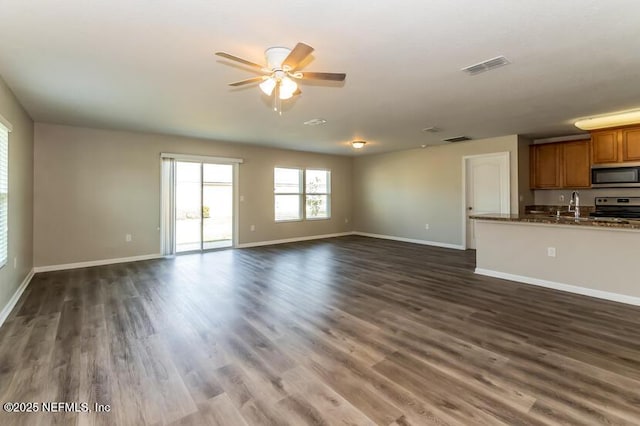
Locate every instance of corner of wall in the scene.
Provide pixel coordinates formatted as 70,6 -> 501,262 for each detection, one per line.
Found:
0,73 -> 35,323
517,135 -> 534,213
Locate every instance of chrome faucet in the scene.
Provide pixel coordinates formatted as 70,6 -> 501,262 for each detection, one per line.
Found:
568,191 -> 580,218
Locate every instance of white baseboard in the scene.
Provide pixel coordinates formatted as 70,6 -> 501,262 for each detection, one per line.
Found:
475,268 -> 640,307
354,232 -> 466,250
237,232 -> 354,248
33,253 -> 164,273
0,268 -> 35,328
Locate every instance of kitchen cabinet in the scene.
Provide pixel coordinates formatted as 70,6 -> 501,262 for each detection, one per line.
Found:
530,143 -> 561,188
530,139 -> 590,189
591,125 -> 640,164
591,130 -> 618,164
622,127 -> 640,161
562,140 -> 591,188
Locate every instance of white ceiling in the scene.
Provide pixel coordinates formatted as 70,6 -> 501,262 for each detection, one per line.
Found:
1,0 -> 639,155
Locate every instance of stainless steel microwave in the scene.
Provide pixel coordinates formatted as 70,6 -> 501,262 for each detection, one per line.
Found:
592,163 -> 640,188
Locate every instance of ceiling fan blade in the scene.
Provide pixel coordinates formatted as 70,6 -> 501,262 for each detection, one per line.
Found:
282,42 -> 314,70
215,52 -> 265,71
293,88 -> 302,96
299,72 -> 346,81
229,76 -> 265,86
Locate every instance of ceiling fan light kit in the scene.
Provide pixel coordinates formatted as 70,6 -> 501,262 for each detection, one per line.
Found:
259,74 -> 298,100
215,42 -> 346,115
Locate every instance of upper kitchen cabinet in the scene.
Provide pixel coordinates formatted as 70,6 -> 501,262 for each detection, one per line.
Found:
562,140 -> 591,188
591,130 -> 618,164
530,139 -> 591,189
530,143 -> 561,189
591,125 -> 640,164
622,127 -> 640,161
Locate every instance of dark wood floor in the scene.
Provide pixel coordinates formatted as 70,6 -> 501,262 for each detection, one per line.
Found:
1,236 -> 640,425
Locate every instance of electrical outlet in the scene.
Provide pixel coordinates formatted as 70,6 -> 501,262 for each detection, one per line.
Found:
559,195 -> 565,202
547,247 -> 556,257
13,257 -> 17,269
126,234 -> 132,242
240,195 -> 245,202
250,225 -> 255,232
345,218 -> 349,223
425,224 -> 430,230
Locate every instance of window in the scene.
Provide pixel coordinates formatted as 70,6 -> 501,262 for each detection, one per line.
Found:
305,169 -> 331,219
0,123 -> 8,269
274,167 -> 331,222
274,168 -> 303,221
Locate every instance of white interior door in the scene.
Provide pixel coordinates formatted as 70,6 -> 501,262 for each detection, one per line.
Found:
465,152 -> 510,249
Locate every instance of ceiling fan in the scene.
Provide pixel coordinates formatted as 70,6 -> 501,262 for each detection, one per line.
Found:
215,42 -> 346,114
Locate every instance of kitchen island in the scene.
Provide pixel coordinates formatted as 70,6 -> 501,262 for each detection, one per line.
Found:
470,213 -> 640,305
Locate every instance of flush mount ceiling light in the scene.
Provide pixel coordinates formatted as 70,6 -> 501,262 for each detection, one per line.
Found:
215,43 -> 346,115
574,109 -> 640,130
351,140 -> 366,149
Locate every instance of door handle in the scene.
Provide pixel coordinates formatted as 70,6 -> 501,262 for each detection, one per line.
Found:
468,207 -> 473,211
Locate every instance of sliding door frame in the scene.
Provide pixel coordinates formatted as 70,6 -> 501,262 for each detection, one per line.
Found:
160,153 -> 243,254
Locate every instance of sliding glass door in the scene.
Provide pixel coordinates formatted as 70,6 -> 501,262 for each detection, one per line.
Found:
203,164 -> 233,250
175,161 -> 233,252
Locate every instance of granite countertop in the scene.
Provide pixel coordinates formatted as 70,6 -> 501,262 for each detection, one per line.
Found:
470,213 -> 640,230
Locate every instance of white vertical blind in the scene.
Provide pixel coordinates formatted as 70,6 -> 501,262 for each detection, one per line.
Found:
0,123 -> 8,268
160,158 -> 176,256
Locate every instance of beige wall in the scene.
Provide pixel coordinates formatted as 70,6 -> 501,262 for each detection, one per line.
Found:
352,135 -> 521,247
34,123 -> 352,267
0,76 -> 34,312
475,220 -> 640,300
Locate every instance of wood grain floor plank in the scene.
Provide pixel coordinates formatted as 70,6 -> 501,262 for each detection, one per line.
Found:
1,236 -> 639,425
280,366 -> 377,426
167,393 -> 248,426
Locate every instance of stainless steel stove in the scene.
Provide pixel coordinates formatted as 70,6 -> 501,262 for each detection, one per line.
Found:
590,197 -> 640,219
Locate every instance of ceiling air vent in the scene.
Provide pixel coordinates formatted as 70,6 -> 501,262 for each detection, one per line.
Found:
303,118 -> 327,126
442,136 -> 471,143
461,56 -> 510,75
